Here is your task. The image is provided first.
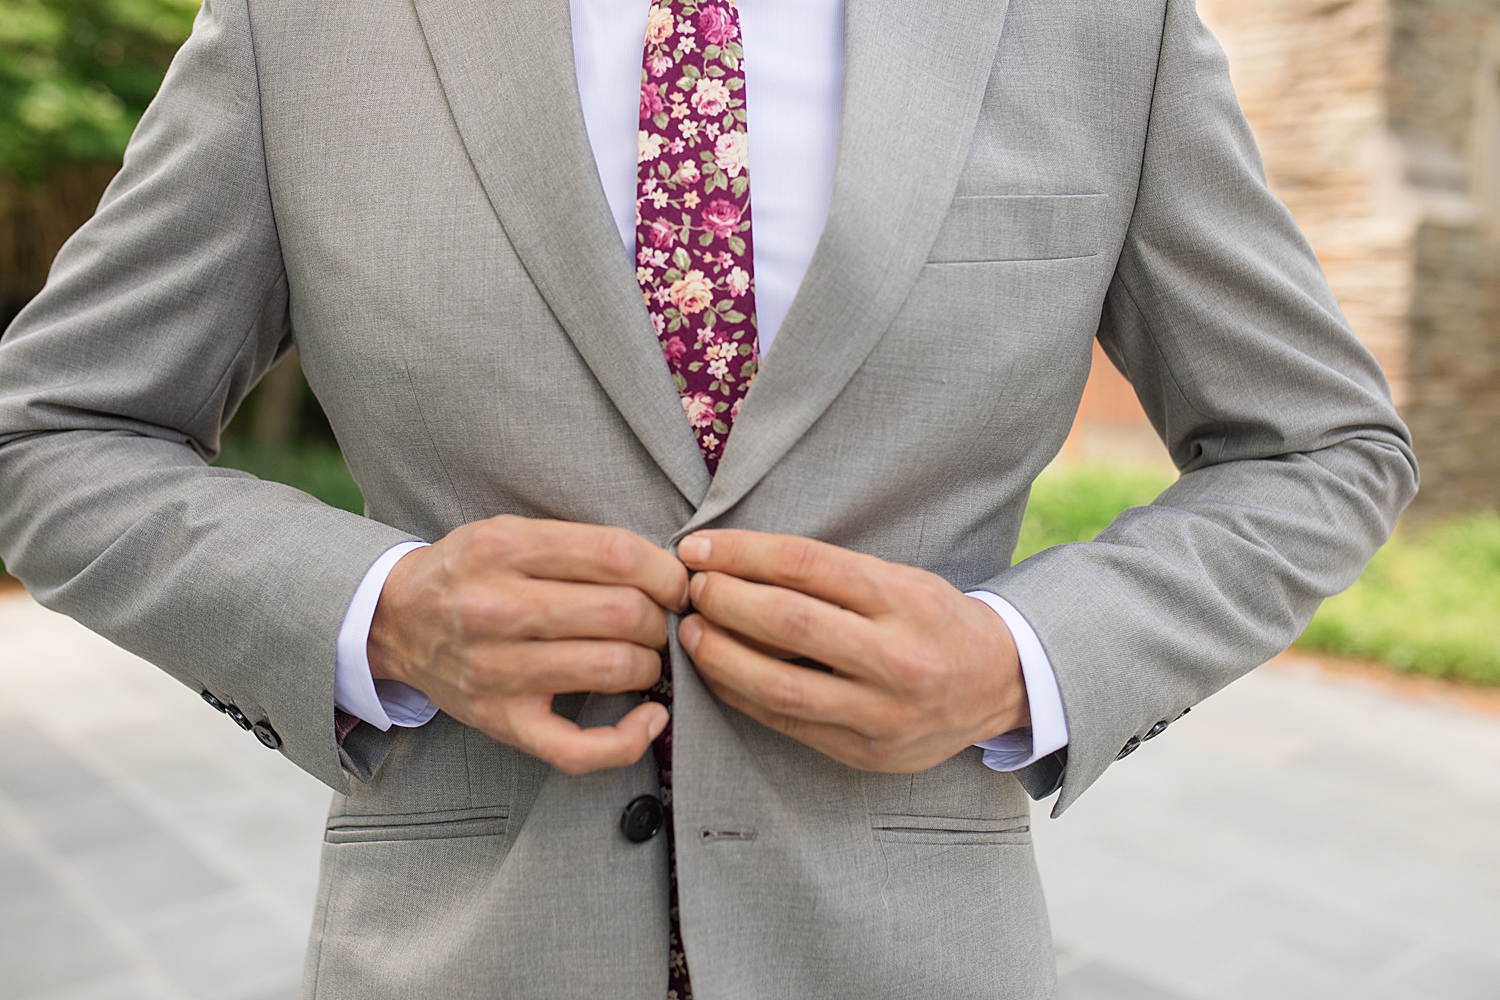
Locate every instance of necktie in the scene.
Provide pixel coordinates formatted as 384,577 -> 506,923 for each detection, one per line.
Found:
636,2 -> 758,996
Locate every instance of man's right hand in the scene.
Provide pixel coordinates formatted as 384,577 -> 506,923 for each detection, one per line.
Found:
367,515 -> 689,775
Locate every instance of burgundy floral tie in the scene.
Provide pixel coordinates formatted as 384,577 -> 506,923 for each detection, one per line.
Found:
636,2 -> 758,996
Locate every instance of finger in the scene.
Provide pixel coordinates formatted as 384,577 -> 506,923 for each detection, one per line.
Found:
680,615 -> 893,733
499,639 -> 663,695
702,677 -> 914,773
677,530 -> 895,616
688,571 -> 881,679
464,580 -> 669,647
513,698 -> 669,775
474,516 -> 690,611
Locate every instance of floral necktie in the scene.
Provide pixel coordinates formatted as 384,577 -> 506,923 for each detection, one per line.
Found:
636,0 -> 759,478
635,2 -> 758,997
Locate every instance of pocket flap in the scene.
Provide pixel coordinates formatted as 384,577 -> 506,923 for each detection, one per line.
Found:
928,193 -> 1108,263
325,806 -> 509,843
871,812 -> 1031,845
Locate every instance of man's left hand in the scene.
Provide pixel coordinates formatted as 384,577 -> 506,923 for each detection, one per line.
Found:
676,530 -> 1029,773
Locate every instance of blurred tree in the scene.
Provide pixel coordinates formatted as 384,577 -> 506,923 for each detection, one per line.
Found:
0,0 -> 199,322
0,0 -> 199,178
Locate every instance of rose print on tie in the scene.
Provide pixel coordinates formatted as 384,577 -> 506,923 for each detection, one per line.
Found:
636,0 -> 758,477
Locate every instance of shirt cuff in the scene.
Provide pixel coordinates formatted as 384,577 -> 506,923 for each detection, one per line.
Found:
334,540 -> 440,731
964,591 -> 1069,772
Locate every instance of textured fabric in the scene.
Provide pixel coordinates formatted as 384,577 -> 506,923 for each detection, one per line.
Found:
0,0 -> 1418,996
637,0 -> 759,476
340,0 -> 1068,774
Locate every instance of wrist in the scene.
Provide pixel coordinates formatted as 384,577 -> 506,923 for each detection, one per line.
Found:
969,594 -> 1031,738
368,546 -> 424,685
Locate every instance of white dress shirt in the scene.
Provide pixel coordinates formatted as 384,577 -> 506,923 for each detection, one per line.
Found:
333,0 -> 1068,774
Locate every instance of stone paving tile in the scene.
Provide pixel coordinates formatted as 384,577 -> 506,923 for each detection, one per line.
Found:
1393,951 -> 1500,1000
5,593 -> 1500,999
1057,960 -> 1190,1000
135,895 -> 306,1000
0,831 -> 131,1000
13,971 -> 174,1000
1194,888 -> 1414,973
1032,657 -> 1500,1000
1207,946 -> 1421,1000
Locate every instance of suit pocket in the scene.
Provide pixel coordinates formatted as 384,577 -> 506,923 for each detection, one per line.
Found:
324,805 -> 509,844
928,193 -> 1108,263
871,812 -> 1031,846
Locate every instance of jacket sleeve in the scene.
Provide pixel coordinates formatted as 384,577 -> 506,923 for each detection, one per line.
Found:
0,0 -> 419,792
987,0 -> 1418,814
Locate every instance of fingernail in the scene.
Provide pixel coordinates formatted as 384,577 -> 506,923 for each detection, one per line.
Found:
678,534 -> 711,565
678,615 -> 702,652
648,706 -> 669,740
689,572 -> 706,603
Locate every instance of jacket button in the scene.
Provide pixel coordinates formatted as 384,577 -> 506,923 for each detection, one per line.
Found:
1116,735 -> 1142,760
251,722 -> 282,750
201,690 -> 226,712
1144,720 -> 1169,741
224,705 -> 253,731
620,795 -> 665,843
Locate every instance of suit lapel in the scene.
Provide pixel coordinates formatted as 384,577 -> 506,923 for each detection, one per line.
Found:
412,0 -> 712,508
682,0 -> 1012,533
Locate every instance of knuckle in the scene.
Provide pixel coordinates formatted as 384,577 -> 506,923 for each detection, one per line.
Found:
595,643 -> 638,690
770,598 -> 818,645
595,531 -> 644,579
765,672 -> 805,716
476,517 -> 525,560
887,645 -> 944,694
605,592 -> 653,636
551,746 -> 592,776
453,654 -> 497,702
909,573 -> 949,610
778,541 -> 825,586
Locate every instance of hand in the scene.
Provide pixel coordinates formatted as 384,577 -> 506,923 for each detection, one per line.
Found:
368,515 -> 688,775
676,530 -> 1028,773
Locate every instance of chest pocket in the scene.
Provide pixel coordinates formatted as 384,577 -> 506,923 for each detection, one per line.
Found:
928,193 -> 1108,263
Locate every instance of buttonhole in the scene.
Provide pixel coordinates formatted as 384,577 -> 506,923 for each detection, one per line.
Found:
701,828 -> 756,843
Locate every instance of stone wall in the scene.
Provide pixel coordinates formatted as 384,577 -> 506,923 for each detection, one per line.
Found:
1068,0 -> 1500,518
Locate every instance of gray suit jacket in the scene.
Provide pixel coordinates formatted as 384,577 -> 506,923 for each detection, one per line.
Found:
0,0 -> 1416,995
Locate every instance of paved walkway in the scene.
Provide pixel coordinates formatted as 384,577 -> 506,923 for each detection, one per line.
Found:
1,591 -> 1497,999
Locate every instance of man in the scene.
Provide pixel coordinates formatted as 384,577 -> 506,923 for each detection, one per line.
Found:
0,0 -> 1416,996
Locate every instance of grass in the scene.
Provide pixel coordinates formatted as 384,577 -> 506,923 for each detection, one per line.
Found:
1297,514 -> 1500,685
1013,464 -> 1177,562
1015,463 -> 1500,686
213,441 -> 365,515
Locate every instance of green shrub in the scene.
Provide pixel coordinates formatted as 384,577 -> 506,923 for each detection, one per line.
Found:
0,0 -> 199,178
1015,464 -> 1500,686
1013,463 -> 1176,562
1296,514 -> 1500,684
213,441 -> 364,515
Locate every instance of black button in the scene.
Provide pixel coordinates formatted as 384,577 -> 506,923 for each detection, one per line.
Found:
1116,735 -> 1141,760
620,795 -> 665,843
252,722 -> 282,750
201,690 -> 226,712
224,705 -> 253,731
1144,720 -> 1169,741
